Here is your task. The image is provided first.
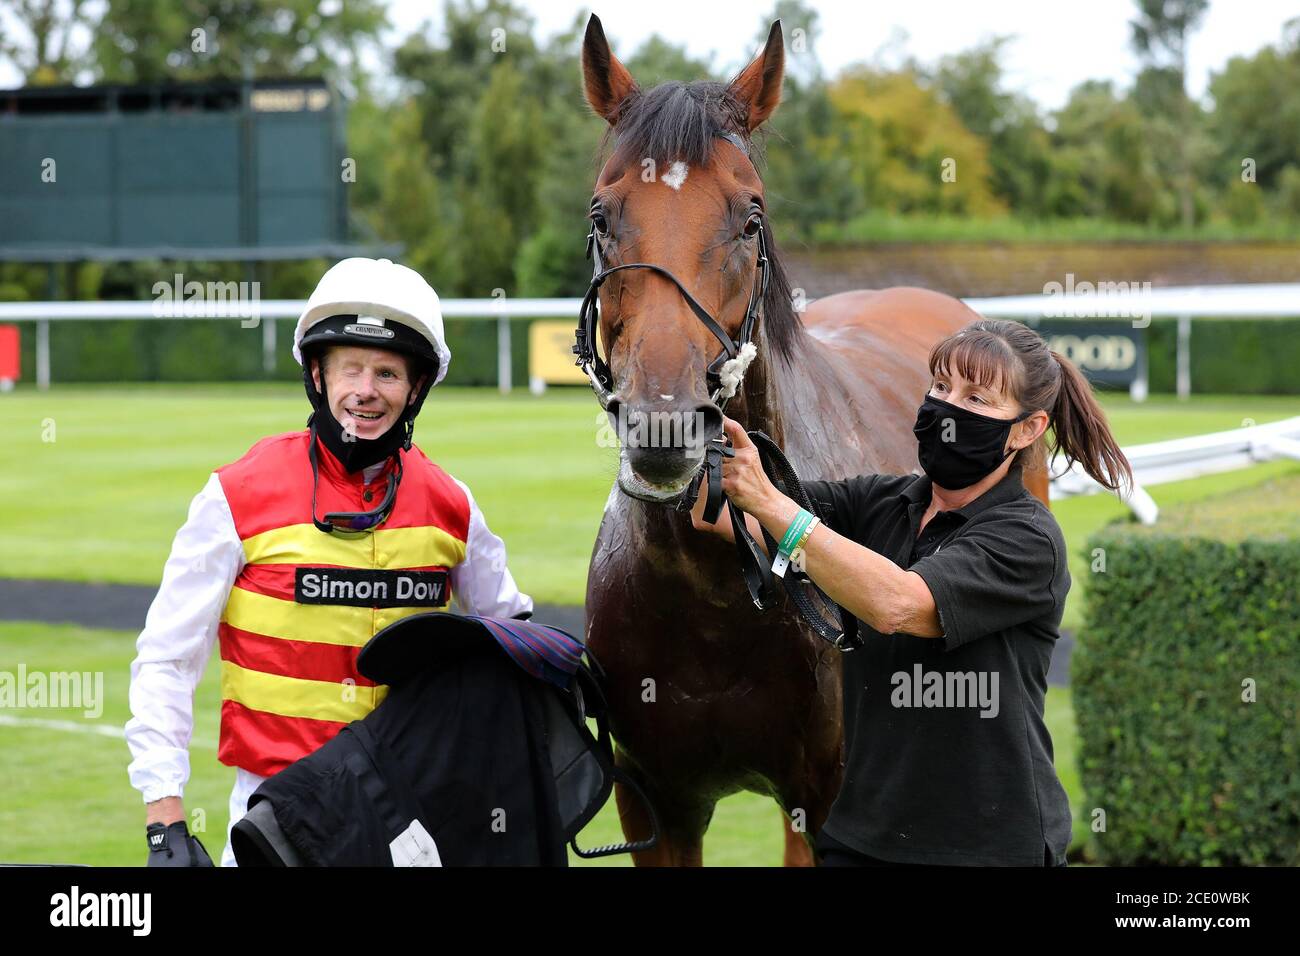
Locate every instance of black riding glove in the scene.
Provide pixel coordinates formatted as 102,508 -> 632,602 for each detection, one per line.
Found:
146,820 -> 215,867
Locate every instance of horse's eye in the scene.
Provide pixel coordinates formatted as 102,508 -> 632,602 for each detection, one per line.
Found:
590,211 -> 609,235
742,212 -> 763,240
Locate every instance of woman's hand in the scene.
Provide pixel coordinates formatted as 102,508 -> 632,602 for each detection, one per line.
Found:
718,417 -> 782,518
689,417 -> 781,541
689,418 -> 798,557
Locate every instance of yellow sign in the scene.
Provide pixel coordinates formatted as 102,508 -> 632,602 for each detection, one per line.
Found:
529,320 -> 588,387
250,88 -> 331,112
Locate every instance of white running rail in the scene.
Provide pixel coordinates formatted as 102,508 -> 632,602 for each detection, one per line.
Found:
1048,415 -> 1300,523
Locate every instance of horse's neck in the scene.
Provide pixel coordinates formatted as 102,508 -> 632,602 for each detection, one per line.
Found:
725,339 -> 808,456
731,330 -> 889,478
721,333 -> 790,440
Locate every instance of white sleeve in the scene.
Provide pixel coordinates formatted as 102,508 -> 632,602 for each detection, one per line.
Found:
448,478 -> 534,620
125,472 -> 244,804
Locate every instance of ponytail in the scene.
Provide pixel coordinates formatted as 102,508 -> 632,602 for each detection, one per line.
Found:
928,319 -> 1134,497
1047,350 -> 1134,495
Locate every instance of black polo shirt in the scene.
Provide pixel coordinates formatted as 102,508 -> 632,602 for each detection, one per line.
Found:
802,462 -> 1073,866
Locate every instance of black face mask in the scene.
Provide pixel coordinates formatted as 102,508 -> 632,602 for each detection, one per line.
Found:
913,394 -> 1033,490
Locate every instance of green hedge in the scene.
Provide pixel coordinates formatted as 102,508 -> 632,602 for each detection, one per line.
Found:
9,313 -> 1300,393
1146,316 -> 1300,394
1073,474 -> 1300,865
14,316 -> 542,387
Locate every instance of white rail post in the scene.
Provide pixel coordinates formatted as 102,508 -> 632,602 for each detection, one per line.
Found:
39,262 -> 57,391
1176,314 -> 1191,400
262,320 -> 276,374
497,315 -> 512,395
1130,325 -> 1149,403
36,319 -> 50,391
250,262 -> 275,374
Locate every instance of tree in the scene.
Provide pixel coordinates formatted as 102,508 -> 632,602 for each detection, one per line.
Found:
1051,80 -> 1169,223
1207,23 -> 1300,191
354,97 -> 462,293
0,0 -> 92,84
623,35 -> 716,86
1129,0 -> 1209,227
755,6 -> 863,239
934,37 -> 1057,217
829,66 -> 1005,218
91,0 -> 387,86
515,14 -> 604,297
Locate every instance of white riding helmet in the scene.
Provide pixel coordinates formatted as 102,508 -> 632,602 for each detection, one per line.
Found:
292,257 -> 452,387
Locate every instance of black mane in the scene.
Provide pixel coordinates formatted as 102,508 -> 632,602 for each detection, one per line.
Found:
604,80 -> 808,367
607,81 -> 747,169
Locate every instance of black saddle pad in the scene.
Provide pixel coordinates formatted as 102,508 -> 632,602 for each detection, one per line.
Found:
235,638 -> 568,867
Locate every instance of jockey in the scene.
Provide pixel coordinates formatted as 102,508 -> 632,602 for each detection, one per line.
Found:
125,257 -> 532,867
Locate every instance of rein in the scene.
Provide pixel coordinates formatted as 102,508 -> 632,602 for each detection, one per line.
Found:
716,432 -> 862,652
572,130 -> 860,652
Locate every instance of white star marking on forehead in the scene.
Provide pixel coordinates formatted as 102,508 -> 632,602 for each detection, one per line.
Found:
662,161 -> 688,191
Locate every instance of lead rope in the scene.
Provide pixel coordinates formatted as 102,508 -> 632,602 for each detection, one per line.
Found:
699,431 -> 862,651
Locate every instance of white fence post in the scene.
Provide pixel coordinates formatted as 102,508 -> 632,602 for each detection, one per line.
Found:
36,319 -> 50,391
497,315 -> 512,395
262,319 -> 276,374
1176,314 -> 1191,400
1130,329 -> 1149,403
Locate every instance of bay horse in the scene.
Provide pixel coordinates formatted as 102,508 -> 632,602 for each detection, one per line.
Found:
579,15 -> 1051,866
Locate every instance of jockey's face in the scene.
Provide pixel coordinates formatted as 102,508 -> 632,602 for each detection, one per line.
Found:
310,346 -> 421,441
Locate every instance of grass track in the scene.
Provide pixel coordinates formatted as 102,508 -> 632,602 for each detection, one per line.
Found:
1,386 -> 1297,865
0,620 -> 1081,866
1,384 -> 1297,626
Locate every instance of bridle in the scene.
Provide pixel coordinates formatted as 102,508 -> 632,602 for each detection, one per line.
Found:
571,128 -> 861,652
572,130 -> 769,414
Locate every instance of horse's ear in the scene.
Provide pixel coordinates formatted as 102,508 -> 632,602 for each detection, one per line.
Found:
582,14 -> 638,126
728,20 -> 784,131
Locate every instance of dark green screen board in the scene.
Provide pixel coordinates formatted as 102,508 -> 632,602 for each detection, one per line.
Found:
0,80 -> 345,258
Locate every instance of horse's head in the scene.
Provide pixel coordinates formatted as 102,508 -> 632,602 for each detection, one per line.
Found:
580,15 -> 791,502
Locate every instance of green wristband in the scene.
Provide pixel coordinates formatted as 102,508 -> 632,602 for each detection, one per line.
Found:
777,509 -> 815,557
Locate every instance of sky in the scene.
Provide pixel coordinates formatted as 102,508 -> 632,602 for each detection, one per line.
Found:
1,0 -> 1296,111
380,0 -> 1299,111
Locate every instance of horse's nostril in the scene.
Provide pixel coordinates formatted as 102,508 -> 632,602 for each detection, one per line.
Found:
614,399 -> 723,487
690,403 -> 724,451
613,402 -> 722,454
